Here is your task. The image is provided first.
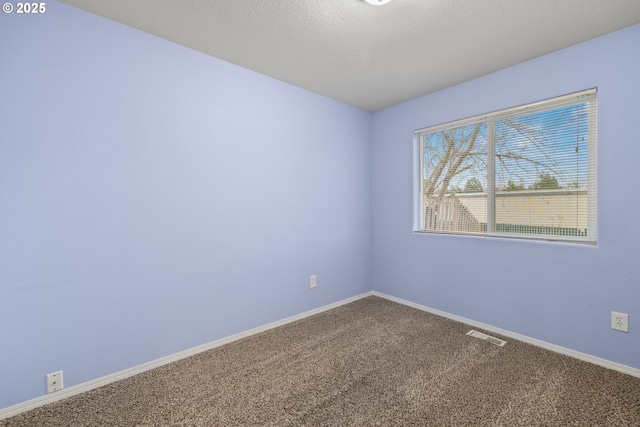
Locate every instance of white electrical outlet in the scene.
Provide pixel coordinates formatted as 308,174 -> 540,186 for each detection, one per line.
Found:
611,312 -> 629,333
46,371 -> 63,394
310,275 -> 317,289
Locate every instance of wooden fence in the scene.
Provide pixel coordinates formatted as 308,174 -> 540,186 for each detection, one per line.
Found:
424,194 -> 587,237
424,196 -> 483,233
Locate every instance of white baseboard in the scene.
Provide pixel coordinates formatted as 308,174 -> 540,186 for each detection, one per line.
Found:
373,291 -> 640,378
0,291 -> 373,420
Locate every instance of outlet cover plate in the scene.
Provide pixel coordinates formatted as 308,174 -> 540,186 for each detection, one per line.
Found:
310,275 -> 317,288
46,371 -> 63,394
611,311 -> 629,332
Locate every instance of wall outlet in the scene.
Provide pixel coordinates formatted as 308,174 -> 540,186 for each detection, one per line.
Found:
310,275 -> 317,289
611,312 -> 629,333
46,371 -> 63,393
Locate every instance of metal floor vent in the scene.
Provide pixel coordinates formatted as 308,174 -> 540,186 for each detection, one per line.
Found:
466,330 -> 507,347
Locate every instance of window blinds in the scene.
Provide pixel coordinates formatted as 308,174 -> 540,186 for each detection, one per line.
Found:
414,89 -> 597,244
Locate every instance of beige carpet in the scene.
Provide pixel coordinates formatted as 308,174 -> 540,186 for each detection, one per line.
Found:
3,296 -> 639,426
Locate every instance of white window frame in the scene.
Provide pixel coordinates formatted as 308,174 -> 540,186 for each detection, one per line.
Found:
413,89 -> 597,244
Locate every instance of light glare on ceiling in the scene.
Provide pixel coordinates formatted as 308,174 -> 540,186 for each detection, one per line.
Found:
363,0 -> 393,5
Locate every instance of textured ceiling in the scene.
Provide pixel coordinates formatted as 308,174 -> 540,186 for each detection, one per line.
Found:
60,0 -> 640,112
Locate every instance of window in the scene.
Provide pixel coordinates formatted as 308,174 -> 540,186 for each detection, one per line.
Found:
414,89 -> 597,244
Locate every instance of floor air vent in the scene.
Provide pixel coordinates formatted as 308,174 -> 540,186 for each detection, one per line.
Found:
466,330 -> 507,347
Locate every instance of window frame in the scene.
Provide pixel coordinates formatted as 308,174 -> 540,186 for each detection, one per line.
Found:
413,89 -> 597,245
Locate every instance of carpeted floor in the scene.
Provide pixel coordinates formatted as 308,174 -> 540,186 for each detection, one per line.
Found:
2,296 -> 640,426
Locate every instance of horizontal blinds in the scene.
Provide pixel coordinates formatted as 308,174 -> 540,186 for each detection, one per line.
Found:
415,89 -> 597,243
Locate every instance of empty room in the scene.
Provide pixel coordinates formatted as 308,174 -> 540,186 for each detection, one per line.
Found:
1,0 -> 639,425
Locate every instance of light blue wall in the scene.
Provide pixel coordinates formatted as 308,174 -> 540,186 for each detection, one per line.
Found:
371,24 -> 640,369
0,3 -> 371,408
